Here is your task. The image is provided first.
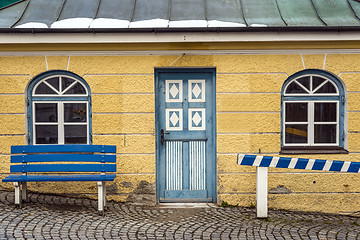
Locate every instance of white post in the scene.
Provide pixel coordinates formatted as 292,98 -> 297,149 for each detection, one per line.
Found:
102,181 -> 106,208
14,182 -> 21,206
256,166 -> 268,218
97,181 -> 104,214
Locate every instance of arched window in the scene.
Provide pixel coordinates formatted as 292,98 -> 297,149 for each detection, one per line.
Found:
281,69 -> 347,154
27,70 -> 92,145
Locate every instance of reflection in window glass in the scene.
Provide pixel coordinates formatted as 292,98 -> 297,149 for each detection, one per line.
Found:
314,124 -> 336,143
36,125 -> 58,144
312,76 -> 326,90
315,103 -> 337,122
46,77 -> 60,91
35,82 -> 57,95
315,82 -> 337,94
65,125 -> 87,144
62,77 -> 75,92
296,77 -> 310,91
64,103 -> 87,122
64,82 -> 86,95
286,81 -> 307,94
285,124 -> 308,144
285,103 -> 307,122
35,103 -> 58,122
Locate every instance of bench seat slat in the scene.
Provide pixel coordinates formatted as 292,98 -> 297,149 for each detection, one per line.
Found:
11,154 -> 116,163
11,145 -> 116,154
10,164 -> 116,173
2,174 -> 116,182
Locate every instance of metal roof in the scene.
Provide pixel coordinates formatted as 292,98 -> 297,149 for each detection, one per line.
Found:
0,0 -> 359,29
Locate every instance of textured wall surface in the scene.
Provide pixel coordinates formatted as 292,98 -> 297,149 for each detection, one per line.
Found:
0,51 -> 360,213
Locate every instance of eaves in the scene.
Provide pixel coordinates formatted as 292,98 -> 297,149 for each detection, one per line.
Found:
0,27 -> 360,44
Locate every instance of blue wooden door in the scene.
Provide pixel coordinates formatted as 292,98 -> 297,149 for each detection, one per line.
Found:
155,68 -> 216,202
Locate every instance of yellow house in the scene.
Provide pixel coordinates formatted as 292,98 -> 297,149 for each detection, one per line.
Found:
0,0 -> 360,214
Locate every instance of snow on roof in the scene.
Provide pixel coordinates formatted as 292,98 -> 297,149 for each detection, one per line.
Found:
51,18 -> 93,29
15,22 -> 48,28
129,19 -> 169,28
90,18 -> 130,28
168,20 -> 208,28
1,0 -> 359,29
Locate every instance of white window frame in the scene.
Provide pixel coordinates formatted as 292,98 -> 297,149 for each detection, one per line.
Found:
32,75 -> 88,97
33,101 -> 89,145
283,74 -> 339,97
283,100 -> 339,147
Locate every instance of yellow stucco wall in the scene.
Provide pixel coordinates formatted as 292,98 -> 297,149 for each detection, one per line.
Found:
0,51 -> 360,214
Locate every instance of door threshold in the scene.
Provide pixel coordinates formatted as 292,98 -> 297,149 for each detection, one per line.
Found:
158,203 -> 217,208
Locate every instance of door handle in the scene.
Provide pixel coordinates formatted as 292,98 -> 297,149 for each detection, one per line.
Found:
160,129 -> 170,145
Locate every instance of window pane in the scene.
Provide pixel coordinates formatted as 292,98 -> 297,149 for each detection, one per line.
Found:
35,82 -> 57,95
285,102 -> 308,122
35,125 -> 58,144
35,103 -> 58,122
285,124 -> 308,143
315,81 -> 337,94
61,77 -> 75,92
314,124 -> 336,143
46,77 -> 60,91
64,125 -> 87,144
64,103 -> 87,122
296,76 -> 310,91
315,103 -> 337,122
285,81 -> 307,94
312,76 -> 326,90
64,82 -> 86,95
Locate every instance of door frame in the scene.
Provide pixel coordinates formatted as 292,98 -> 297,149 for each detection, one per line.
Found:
155,67 -> 217,203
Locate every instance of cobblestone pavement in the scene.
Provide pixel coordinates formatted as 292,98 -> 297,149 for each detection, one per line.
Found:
0,191 -> 359,239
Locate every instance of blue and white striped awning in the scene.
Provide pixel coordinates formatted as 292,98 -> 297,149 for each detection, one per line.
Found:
237,154 -> 360,173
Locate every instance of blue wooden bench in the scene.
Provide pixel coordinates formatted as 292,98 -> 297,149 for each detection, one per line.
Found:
2,144 -> 116,214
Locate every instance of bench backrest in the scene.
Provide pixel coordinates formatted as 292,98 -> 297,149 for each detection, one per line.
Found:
10,144 -> 116,173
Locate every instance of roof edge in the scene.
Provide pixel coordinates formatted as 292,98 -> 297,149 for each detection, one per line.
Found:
1,26 -> 360,34
0,28 -> 359,44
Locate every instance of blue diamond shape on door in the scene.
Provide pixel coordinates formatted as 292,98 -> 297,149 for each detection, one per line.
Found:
189,108 -> 205,130
166,109 -> 183,130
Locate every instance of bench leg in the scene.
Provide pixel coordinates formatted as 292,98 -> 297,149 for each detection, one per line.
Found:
97,181 -> 104,214
21,182 -> 28,202
14,182 -> 21,207
103,181 -> 107,209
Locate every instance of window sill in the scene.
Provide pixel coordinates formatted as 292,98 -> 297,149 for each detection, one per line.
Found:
280,146 -> 348,155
